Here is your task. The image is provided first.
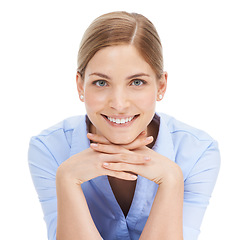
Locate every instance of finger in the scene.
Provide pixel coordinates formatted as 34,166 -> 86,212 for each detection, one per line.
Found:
87,131 -> 153,150
99,152 -> 151,164
90,142 -> 129,154
102,168 -> 138,181
87,133 -> 111,145
102,162 -> 141,175
91,144 -> 151,163
121,136 -> 154,150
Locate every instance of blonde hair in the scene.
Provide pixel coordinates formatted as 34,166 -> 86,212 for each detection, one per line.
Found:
77,11 -> 163,79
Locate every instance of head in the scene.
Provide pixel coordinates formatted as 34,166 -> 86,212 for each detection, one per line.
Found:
76,11 -> 167,144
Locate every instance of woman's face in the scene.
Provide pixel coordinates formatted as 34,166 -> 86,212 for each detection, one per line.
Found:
76,45 -> 167,144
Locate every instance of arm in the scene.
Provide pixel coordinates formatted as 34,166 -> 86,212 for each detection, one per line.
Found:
93,141 -> 184,239
138,141 -> 220,240
55,131 -> 154,239
139,167 -> 184,240
56,168 -> 102,240
28,137 -> 103,240
28,133 -> 151,240
28,137 -> 58,240
182,141 -> 220,239
98,138 -> 220,239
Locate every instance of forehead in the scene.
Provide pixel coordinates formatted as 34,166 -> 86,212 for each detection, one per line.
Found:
85,45 -> 156,77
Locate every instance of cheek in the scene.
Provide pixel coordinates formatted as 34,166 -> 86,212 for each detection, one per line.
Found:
84,91 -> 106,111
134,90 -> 157,110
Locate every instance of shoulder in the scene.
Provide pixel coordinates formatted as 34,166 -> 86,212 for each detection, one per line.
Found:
31,115 -> 84,144
159,112 -> 214,143
158,113 -> 220,178
29,115 -> 85,165
36,115 -> 83,137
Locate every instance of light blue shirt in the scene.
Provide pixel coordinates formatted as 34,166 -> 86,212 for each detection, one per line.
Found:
28,112 -> 220,240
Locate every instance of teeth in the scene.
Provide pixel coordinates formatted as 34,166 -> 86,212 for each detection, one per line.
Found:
107,116 -> 134,124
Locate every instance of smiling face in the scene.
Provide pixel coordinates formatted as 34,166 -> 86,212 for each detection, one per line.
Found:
76,45 -> 167,144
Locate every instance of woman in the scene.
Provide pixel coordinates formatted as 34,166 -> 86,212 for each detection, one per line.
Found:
28,11 -> 220,240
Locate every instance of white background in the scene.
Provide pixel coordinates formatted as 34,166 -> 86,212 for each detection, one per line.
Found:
0,0 -> 239,239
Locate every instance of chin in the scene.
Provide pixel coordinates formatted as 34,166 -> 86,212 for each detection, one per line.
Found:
107,135 -> 135,145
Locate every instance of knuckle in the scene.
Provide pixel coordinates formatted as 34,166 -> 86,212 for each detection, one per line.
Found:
118,162 -> 125,168
112,171 -> 121,178
97,143 -> 107,151
110,170 -> 133,181
120,153 -> 127,161
97,143 -> 103,150
115,145 -> 122,151
118,162 -> 128,171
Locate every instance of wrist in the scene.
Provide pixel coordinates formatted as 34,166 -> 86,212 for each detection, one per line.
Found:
56,162 -> 82,187
159,164 -> 184,187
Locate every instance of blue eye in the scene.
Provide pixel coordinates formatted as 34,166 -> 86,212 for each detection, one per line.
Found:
131,79 -> 145,86
94,80 -> 107,87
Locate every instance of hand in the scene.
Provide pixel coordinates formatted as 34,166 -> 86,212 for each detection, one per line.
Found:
87,130 -> 153,150
89,134 -> 183,185
56,131 -> 153,185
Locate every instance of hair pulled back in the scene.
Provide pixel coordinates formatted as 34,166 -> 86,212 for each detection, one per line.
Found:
77,11 -> 163,79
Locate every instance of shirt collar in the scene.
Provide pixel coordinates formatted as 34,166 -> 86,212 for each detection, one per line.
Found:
152,112 -> 176,162
69,115 -> 90,157
69,112 -> 175,162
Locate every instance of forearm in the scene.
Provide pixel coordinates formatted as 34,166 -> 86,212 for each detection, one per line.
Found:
56,170 -> 102,240
140,171 -> 184,240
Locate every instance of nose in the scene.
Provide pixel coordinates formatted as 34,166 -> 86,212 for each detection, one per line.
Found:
109,87 -> 130,112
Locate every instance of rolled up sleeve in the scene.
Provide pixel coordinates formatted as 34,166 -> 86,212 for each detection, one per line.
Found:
28,137 -> 58,240
183,141 -> 221,239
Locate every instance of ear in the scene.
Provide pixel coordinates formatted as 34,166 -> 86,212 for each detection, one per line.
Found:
157,71 -> 168,101
76,72 -> 85,102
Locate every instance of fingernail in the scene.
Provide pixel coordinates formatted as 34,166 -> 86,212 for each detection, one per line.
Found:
146,136 -> 153,141
91,143 -> 98,148
131,175 -> 138,180
144,156 -> 151,161
87,133 -> 94,137
103,162 -> 109,167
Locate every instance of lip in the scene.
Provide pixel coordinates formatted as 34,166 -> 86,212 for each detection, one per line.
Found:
102,114 -> 137,119
101,114 -> 140,127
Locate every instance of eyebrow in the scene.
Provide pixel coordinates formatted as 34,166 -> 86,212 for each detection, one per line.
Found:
89,72 -> 150,80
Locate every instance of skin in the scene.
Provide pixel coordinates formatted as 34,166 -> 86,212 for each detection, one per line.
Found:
56,44 -> 184,240
76,44 -> 167,145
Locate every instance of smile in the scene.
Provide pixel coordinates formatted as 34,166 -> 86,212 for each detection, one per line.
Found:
101,114 -> 139,127
108,116 -> 134,124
